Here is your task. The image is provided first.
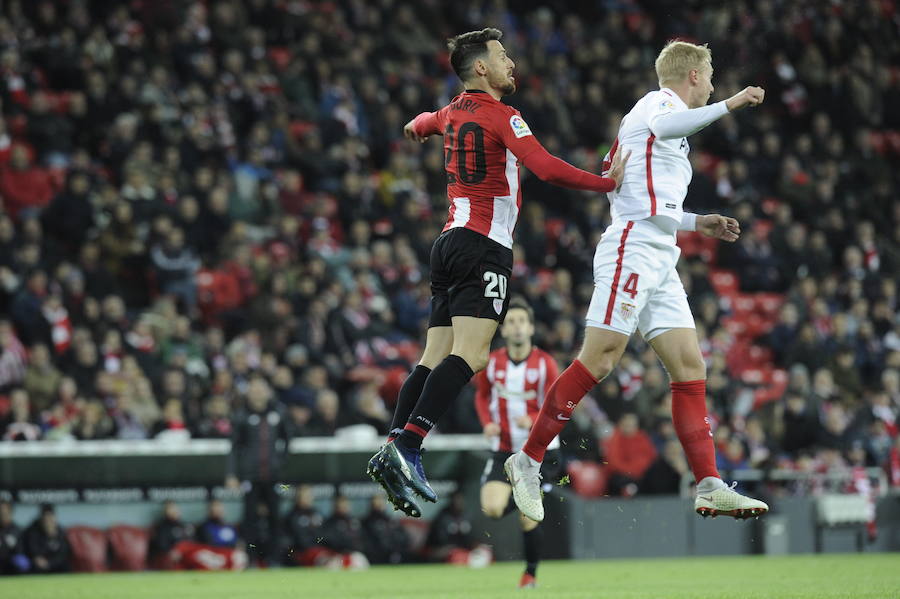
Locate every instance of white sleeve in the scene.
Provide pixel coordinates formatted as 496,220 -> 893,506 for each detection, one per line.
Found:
648,100 -> 729,140
679,212 -> 697,232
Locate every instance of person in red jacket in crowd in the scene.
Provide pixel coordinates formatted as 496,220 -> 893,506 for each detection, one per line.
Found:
0,144 -> 54,221
603,412 -> 658,497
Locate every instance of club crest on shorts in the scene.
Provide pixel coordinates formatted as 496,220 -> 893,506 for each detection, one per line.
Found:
493,298 -> 504,315
620,301 -> 636,320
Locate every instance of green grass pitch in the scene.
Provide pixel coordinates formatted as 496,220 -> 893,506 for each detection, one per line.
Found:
6,554 -> 899,599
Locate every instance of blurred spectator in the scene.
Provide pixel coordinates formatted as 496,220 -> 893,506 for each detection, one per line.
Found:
0,501 -> 28,574
0,145 -> 55,221
194,395 -> 232,439
426,491 -> 491,567
640,439 -> 690,495
603,413 -> 657,496
196,500 -> 240,549
151,398 -> 190,441
2,388 -> 41,441
23,504 -> 69,574
150,228 -> 200,312
0,320 -> 27,389
226,374 -> 289,561
148,501 -> 195,570
22,344 -> 62,413
284,485 -> 326,567
362,494 -> 411,565
319,495 -> 369,569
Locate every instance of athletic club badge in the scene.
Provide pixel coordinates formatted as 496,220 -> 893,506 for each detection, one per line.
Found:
526,369 -> 539,384
493,298 -> 504,315
620,301 -> 636,320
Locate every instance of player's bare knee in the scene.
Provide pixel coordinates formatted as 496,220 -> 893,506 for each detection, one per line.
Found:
674,353 -> 706,381
482,504 -> 506,519
578,350 -> 617,380
457,351 -> 489,373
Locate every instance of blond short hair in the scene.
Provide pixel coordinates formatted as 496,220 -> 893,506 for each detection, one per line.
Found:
655,41 -> 712,86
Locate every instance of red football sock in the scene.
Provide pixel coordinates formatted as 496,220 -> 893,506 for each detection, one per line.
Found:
670,380 -> 719,483
523,360 -> 598,463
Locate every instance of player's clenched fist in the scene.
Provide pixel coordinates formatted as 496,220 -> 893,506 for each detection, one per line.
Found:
403,118 -> 430,143
725,86 -> 765,111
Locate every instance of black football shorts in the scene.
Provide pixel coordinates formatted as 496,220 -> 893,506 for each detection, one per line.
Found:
428,227 -> 514,328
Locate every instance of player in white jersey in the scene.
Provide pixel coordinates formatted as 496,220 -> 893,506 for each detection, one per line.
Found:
506,41 -> 770,522
474,299 -> 560,589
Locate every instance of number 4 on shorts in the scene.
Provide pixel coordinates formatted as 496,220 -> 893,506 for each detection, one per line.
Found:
623,273 -> 639,299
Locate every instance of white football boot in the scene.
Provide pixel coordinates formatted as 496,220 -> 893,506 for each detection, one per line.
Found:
504,452 -> 544,522
695,480 -> 769,519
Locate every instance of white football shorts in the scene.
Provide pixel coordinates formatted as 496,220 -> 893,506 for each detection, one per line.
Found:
585,218 -> 695,340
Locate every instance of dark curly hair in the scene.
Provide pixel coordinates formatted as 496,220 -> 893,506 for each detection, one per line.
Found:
447,28 -> 503,81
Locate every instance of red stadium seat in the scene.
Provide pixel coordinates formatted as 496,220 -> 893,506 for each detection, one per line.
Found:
67,526 -> 108,572
755,293 -> 784,316
566,460 -> 608,498
731,294 -> 757,316
721,316 -> 747,338
710,269 -> 739,297
697,234 -> 720,264
677,231 -> 703,258
747,345 -> 773,367
108,525 -> 149,571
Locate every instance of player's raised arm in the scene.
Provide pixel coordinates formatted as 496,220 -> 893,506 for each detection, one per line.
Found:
403,111 -> 442,143
649,86 -> 765,140
649,101 -> 729,140
503,124 -> 628,192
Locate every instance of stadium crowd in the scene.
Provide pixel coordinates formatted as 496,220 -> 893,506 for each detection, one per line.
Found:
0,0 -> 898,502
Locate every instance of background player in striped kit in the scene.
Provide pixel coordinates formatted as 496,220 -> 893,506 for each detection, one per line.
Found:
475,299 -> 559,589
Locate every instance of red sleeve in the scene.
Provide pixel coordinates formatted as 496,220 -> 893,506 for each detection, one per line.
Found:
496,108 -> 616,192
521,147 -> 617,192
411,111 -> 442,137
474,370 -> 493,427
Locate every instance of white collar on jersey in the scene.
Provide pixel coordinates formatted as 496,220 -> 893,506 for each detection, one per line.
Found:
659,87 -> 688,109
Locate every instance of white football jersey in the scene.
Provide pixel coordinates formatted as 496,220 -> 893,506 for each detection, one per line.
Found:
603,88 -> 727,230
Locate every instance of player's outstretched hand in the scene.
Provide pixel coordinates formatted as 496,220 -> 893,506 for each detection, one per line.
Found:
607,148 -> 632,191
403,118 -> 429,143
697,214 -> 741,242
725,86 -> 765,111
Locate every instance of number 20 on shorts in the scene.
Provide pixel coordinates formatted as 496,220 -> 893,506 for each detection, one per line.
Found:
483,271 -> 508,299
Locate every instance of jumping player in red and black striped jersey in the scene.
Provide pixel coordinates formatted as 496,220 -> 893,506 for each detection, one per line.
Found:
367,28 -> 629,517
475,299 -> 560,589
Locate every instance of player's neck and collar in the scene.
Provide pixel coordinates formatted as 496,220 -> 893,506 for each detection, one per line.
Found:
506,343 -> 534,364
463,80 -> 504,102
659,85 -> 689,109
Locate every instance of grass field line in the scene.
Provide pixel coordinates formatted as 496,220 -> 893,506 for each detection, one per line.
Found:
3,554 -> 898,599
